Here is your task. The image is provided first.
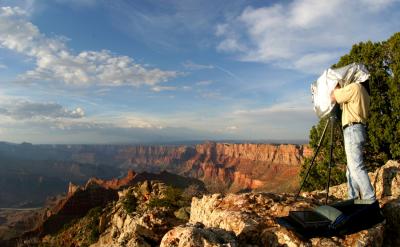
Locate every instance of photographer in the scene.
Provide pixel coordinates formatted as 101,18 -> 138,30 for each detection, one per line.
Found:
331,82 -> 376,201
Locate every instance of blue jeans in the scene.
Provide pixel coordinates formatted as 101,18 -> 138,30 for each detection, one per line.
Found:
343,124 -> 376,200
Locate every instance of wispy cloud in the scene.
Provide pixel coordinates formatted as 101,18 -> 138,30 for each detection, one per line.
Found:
215,65 -> 243,82
106,1 -> 246,50
216,0 -> 400,73
226,125 -> 238,131
184,60 -> 243,82
151,86 -> 177,92
196,80 -> 214,86
0,106 -> 231,144
55,0 -> 98,8
199,91 -> 221,99
94,88 -> 111,96
183,61 -> 214,70
0,100 -> 85,120
0,6 -> 178,87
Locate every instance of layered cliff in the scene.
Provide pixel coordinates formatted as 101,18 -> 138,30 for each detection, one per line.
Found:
0,142 -> 310,208
118,142 -> 312,193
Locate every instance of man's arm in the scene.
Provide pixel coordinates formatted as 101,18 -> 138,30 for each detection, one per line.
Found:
332,83 -> 355,104
330,84 -> 340,103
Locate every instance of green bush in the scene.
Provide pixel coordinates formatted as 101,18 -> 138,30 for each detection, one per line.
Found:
148,186 -> 183,209
88,227 -> 100,244
122,193 -> 138,214
86,206 -> 102,245
87,206 -> 102,218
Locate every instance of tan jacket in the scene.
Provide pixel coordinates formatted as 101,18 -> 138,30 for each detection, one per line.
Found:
333,83 -> 370,126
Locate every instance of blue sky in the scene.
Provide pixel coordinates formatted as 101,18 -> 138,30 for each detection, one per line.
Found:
0,0 -> 399,144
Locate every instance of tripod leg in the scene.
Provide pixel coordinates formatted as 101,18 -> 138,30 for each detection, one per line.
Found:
295,119 -> 330,200
325,116 -> 335,205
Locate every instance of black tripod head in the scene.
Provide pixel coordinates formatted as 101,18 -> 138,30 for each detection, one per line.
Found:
329,103 -> 341,121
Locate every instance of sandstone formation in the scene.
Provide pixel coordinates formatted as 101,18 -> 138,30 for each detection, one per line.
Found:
19,169 -> 204,243
90,181 -> 189,247
119,142 -> 312,193
160,222 -> 238,247
49,170 -> 140,220
161,160 -> 400,247
83,170 -> 137,190
30,172 -> 133,237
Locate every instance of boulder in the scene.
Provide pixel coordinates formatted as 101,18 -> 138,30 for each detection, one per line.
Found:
160,222 -> 238,247
91,181 -> 184,247
325,160 -> 400,201
381,199 -> 400,246
183,160 -> 400,246
187,192 -> 385,246
174,207 -> 190,221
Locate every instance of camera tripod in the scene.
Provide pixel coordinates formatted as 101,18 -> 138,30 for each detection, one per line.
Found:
295,104 -> 341,205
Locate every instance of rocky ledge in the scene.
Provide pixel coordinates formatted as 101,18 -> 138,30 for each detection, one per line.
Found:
19,160 -> 399,247
161,160 -> 400,247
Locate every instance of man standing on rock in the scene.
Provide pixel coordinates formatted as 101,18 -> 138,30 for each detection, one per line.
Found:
331,81 -> 376,201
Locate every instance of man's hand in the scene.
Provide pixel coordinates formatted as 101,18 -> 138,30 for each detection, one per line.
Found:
331,83 -> 340,103
331,90 -> 337,103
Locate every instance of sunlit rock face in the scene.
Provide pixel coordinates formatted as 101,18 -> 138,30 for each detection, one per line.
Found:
119,142 -> 312,193
161,160 -> 400,247
91,181 -> 185,247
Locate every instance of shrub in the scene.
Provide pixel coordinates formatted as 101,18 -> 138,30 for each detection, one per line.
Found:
148,186 -> 183,209
122,193 -> 138,214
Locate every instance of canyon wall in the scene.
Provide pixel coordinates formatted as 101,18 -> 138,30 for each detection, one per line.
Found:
117,142 -> 312,193
0,141 -> 311,208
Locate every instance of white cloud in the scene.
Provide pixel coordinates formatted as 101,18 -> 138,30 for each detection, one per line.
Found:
151,86 -> 177,92
216,0 -> 400,73
0,108 -> 233,144
234,105 -> 311,118
359,0 -> 398,11
217,38 -> 247,53
226,125 -> 238,131
70,107 -> 85,118
0,6 -> 178,86
0,100 -> 85,120
120,117 -> 161,129
200,91 -> 221,99
288,0 -> 343,28
228,105 -> 316,140
293,52 -> 342,74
